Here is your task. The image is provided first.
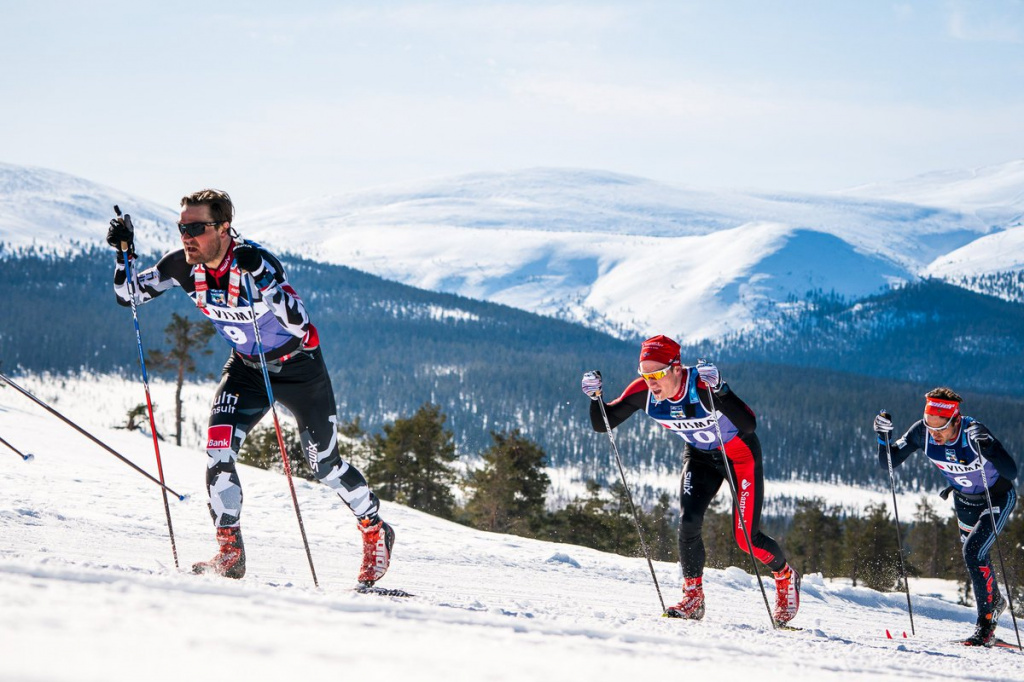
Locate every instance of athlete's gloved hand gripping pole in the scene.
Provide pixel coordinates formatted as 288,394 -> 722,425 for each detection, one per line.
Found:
583,370 -> 667,615
967,424 -> 1023,650
0,371 -> 186,498
112,205 -> 180,570
874,410 -> 915,636
241,265 -> 319,588
699,360 -> 776,629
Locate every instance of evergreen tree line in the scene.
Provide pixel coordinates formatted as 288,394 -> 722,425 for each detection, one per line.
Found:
5,249 -> 1024,492
238,401 -> 1024,616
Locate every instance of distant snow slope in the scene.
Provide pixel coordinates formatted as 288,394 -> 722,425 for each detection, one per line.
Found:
243,167 -> 1005,341
3,161 -> 1022,342
1,374 -> 1020,682
0,162 -> 178,255
840,160 -> 1024,230
842,160 -> 1024,282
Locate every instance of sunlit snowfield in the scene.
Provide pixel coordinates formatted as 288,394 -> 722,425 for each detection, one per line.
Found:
1,376 -> 1020,682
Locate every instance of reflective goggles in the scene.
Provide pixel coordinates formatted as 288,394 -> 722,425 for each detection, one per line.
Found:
177,221 -> 221,237
923,414 -> 959,433
638,363 -> 677,381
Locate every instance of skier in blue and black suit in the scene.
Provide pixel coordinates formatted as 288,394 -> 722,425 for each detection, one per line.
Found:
874,387 -> 1018,647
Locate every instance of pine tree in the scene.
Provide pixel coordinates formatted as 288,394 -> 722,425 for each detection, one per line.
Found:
464,430 -> 551,535
703,506 -> 748,569
238,422 -> 309,480
365,403 -> 459,519
787,497 -> 844,577
148,312 -> 216,446
907,496 -> 960,579
544,480 -> 621,552
644,492 -> 678,562
846,502 -> 905,591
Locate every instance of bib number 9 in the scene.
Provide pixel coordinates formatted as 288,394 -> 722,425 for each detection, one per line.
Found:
223,326 -> 248,345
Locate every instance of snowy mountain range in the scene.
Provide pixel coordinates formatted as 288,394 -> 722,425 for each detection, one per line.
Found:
2,160 -> 1023,342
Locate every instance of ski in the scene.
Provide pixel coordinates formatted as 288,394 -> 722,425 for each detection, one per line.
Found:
354,584 -> 415,598
661,613 -> 802,631
952,638 -> 1022,652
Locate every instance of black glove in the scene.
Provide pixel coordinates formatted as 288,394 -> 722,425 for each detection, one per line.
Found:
233,242 -> 264,273
106,216 -> 134,255
874,411 -> 893,444
965,422 -> 993,451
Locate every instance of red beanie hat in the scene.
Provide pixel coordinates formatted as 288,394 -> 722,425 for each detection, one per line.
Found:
639,335 -> 681,367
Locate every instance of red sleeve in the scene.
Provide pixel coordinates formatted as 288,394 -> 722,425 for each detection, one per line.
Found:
589,378 -> 648,432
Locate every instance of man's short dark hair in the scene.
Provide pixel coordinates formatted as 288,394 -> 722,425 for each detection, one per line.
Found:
926,387 -> 963,403
181,189 -> 234,224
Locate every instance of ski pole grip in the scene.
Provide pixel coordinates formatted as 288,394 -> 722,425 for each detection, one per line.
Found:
113,204 -> 133,253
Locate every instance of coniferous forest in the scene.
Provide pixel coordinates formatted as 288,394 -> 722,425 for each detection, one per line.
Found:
5,246 -> 1024,490
5,246 -> 1024,611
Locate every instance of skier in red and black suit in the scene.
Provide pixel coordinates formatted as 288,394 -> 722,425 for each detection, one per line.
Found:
581,334 -> 799,624
107,189 -> 393,586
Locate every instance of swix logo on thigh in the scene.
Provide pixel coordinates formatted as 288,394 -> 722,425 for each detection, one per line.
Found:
207,424 -> 234,450
683,471 -> 693,496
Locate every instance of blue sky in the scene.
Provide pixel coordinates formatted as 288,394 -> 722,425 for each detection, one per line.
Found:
2,1 -> 1022,212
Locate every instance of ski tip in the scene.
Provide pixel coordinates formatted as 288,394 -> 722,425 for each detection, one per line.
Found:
886,629 -> 892,639
354,584 -> 415,598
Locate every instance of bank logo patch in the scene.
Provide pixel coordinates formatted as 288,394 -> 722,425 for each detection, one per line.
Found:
206,424 -> 233,450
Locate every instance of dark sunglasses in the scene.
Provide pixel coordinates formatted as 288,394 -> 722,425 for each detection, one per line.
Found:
177,221 -> 221,237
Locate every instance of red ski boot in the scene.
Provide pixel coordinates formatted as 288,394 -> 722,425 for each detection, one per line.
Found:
192,526 -> 246,579
357,517 -> 395,586
773,564 -> 800,625
666,576 -> 705,620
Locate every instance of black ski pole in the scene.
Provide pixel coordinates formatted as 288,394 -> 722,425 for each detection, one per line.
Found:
595,397 -> 667,614
879,410 -> 915,636
971,439 -> 1022,650
243,273 -> 319,588
0,434 -> 34,461
115,206 -> 180,570
0,372 -> 186,499
704,379 -> 776,629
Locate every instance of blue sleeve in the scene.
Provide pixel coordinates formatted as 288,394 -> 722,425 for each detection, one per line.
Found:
878,421 -> 924,470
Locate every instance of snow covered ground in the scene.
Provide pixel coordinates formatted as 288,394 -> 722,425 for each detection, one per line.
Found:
1,376 -> 1021,681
